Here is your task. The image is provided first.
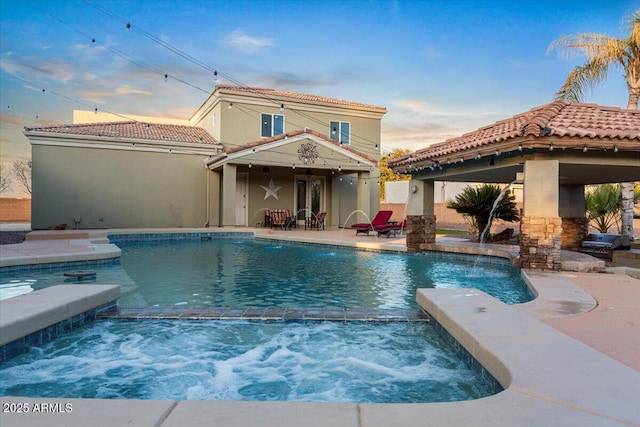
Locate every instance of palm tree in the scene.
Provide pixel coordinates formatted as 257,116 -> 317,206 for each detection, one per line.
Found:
585,184 -> 622,233
548,10 -> 639,241
586,183 -> 640,233
446,184 -> 519,240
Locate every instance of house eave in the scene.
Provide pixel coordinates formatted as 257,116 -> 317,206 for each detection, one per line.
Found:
24,130 -> 223,155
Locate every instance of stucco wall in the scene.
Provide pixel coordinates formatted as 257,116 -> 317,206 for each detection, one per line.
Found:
32,145 -> 211,229
215,103 -> 381,161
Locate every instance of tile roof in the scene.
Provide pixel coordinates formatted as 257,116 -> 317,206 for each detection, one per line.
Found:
390,101 -> 640,168
24,121 -> 220,146
215,85 -> 387,112
217,128 -> 378,164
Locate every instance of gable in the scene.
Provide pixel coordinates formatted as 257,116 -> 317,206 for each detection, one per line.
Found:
206,129 -> 377,171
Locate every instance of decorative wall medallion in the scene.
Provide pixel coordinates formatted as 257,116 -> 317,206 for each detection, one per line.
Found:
260,178 -> 282,200
297,142 -> 319,164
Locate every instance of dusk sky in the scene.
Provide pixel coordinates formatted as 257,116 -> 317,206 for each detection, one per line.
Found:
0,0 -> 636,196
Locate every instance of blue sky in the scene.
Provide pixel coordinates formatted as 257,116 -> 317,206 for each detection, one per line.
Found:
0,0 -> 636,195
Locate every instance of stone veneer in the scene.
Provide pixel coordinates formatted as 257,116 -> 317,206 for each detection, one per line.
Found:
520,216 -> 562,270
561,217 -> 588,251
406,215 -> 436,253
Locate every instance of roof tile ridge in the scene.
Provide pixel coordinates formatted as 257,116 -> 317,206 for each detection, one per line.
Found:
521,100 -> 568,137
24,120 -> 138,131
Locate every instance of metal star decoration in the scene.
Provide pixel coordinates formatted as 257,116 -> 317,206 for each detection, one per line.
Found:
297,142 -> 319,164
260,178 -> 282,200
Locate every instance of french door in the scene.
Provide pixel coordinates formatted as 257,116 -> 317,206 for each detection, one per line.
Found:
295,175 -> 324,224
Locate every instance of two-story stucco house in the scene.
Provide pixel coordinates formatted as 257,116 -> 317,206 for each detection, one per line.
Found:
24,86 -> 386,230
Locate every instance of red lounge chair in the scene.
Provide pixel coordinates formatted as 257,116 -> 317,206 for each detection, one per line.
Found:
351,210 -> 393,235
375,219 -> 407,238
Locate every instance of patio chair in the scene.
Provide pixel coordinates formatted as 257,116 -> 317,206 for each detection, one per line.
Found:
305,211 -> 326,230
351,210 -> 393,235
375,219 -> 407,238
270,209 -> 288,229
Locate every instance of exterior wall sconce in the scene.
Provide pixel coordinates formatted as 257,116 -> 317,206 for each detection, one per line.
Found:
410,185 -> 418,193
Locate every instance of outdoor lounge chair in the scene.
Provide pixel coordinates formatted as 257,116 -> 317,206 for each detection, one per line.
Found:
375,219 -> 407,238
351,210 -> 393,235
305,211 -> 326,230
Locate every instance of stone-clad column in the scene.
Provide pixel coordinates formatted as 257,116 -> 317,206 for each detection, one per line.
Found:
559,184 -> 587,251
520,216 -> 562,270
561,217 -> 588,251
520,160 -> 562,270
406,180 -> 436,252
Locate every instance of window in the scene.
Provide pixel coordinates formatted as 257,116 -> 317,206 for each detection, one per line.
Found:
330,121 -> 350,144
261,113 -> 284,137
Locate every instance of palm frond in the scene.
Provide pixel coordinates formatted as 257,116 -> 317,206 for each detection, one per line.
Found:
554,62 -> 609,102
628,10 -> 640,48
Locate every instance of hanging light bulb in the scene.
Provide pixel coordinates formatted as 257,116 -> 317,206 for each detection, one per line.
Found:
280,104 -> 284,112
248,162 -> 252,168
583,145 -> 588,152
213,70 -> 218,82
228,103 -> 233,109
614,145 -> 619,153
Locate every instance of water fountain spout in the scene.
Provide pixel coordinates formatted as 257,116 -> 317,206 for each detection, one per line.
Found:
479,179 -> 519,245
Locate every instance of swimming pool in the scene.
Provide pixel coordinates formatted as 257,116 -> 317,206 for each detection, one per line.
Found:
0,238 -> 532,307
0,235 -> 526,403
0,319 -> 496,403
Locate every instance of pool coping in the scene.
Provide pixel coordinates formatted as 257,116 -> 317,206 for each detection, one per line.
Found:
1,228 -> 639,426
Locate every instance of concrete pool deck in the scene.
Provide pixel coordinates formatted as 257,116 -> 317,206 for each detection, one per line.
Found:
1,227 -> 639,426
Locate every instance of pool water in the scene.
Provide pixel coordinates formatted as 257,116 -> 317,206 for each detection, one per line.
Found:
0,239 -> 532,307
0,236 -> 525,403
0,320 -> 493,403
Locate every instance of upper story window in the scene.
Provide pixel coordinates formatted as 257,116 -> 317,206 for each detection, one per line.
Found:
261,113 -> 284,137
330,121 -> 350,145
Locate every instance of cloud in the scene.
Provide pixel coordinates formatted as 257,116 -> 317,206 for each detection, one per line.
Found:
76,85 -> 152,104
222,29 -> 274,54
0,54 -> 75,84
0,115 -> 24,126
114,86 -> 153,96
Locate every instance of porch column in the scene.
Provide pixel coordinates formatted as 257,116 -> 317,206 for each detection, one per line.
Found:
406,179 -> 436,252
520,160 -> 562,270
356,171 -> 371,223
210,170 -> 221,227
559,184 -> 588,251
221,163 -> 237,226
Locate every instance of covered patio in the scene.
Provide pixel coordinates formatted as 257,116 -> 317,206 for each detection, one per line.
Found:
390,101 -> 640,270
204,129 -> 379,228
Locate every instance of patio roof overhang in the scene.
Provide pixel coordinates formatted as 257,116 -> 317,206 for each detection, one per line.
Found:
390,101 -> 640,185
394,137 -> 639,185
205,128 -> 378,174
